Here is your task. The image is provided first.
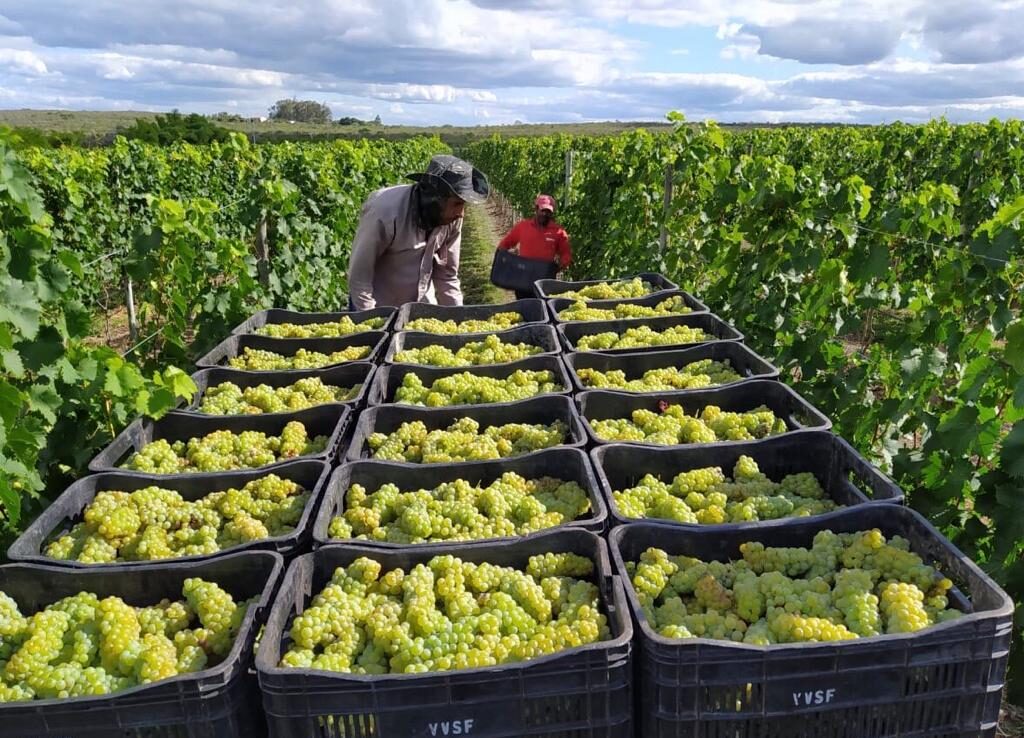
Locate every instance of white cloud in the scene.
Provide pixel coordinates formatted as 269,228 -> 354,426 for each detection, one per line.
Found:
0,48 -> 48,75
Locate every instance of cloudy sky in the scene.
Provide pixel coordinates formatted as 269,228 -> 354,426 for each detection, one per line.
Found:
1,0 -> 1023,125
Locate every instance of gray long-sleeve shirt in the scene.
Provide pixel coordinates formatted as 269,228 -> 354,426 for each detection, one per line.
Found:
346,184 -> 463,309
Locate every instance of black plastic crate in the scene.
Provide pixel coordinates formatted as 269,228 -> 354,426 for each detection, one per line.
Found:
88,405 -> 351,473
368,355 -> 573,407
195,332 -> 388,371
608,507 -> 1014,738
346,395 -> 588,463
313,448 -> 608,548
565,343 -> 780,395
577,380 -> 831,448
547,290 -> 710,323
230,307 -> 397,337
8,460 -> 331,568
558,313 -> 743,355
182,362 -> 376,417
0,550 -> 283,737
384,323 -> 561,366
535,272 -> 679,300
256,529 -> 633,738
591,431 -> 903,529
393,298 -> 549,333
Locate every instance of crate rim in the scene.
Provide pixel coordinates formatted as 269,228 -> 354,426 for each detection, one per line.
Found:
230,306 -> 397,336
546,289 -> 710,321
195,331 -> 389,372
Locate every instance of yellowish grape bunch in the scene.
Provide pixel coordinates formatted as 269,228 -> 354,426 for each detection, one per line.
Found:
278,553 -> 609,674
394,370 -> 563,407
577,359 -> 741,392
613,455 -> 838,524
227,346 -> 370,371
555,277 -> 655,300
121,422 -> 329,473
0,579 -> 253,702
44,475 -> 310,563
404,312 -> 523,334
576,324 -> 709,351
591,404 -> 787,445
199,378 -> 359,415
394,334 -> 542,367
558,295 -> 692,322
626,529 -> 961,645
328,472 -> 590,543
367,417 -> 568,463
256,316 -> 386,338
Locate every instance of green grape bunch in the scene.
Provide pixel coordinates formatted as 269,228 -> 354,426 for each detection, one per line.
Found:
0,580 -> 255,702
613,455 -> 838,524
591,403 -> 787,445
121,422 -> 329,473
227,346 -> 370,371
328,471 -> 591,543
554,277 -> 656,301
404,312 -> 523,334
558,295 -> 692,322
278,553 -> 609,674
367,417 -> 568,463
394,334 -> 542,367
577,359 -> 741,392
256,316 -> 386,338
394,370 -> 563,407
199,378 -> 359,415
625,528 -> 960,646
44,475 -> 310,563
575,323 -> 709,352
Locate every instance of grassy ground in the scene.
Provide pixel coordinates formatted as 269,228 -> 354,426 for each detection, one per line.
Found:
458,205 -> 513,305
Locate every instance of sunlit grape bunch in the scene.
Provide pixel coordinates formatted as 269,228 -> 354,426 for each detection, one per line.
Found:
404,311 -> 524,334
327,471 -> 590,543
256,316 -> 386,338
0,579 -> 254,702
558,295 -> 692,322
278,553 -> 609,674
199,378 -> 359,414
394,369 -> 562,406
576,323 -> 709,351
121,422 -> 329,473
626,528 -> 960,646
577,359 -> 741,392
394,333 -> 542,367
590,403 -> 787,445
367,417 -> 568,463
554,277 -> 655,300
44,475 -> 310,563
613,455 -> 837,524
227,346 -> 370,370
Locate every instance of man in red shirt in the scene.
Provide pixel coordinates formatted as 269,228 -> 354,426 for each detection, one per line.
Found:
496,194 -> 571,299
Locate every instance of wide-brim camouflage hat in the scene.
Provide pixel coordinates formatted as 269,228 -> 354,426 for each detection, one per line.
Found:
407,154 -> 490,204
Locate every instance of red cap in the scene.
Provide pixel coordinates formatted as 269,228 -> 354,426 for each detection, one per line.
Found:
535,194 -> 555,212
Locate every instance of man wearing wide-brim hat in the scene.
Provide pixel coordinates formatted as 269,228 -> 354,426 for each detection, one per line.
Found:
347,154 -> 490,309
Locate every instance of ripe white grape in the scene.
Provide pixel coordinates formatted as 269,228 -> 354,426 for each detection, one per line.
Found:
558,295 -> 692,321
